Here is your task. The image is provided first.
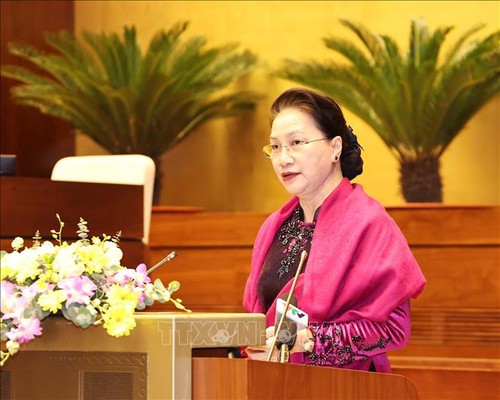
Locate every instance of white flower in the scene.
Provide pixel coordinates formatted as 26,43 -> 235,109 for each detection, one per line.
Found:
11,237 -> 24,251
2,249 -> 40,284
39,240 -> 56,254
52,244 -> 85,279
102,241 -> 123,267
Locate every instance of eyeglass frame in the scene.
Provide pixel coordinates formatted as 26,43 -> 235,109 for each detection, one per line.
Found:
262,138 -> 330,158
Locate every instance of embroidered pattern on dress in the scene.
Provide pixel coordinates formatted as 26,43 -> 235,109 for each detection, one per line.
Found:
305,324 -> 392,366
276,208 -> 315,279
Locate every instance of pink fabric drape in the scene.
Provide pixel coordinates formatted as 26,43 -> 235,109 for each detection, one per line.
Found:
244,177 -> 426,331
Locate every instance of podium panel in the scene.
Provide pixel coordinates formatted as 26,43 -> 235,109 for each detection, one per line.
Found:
192,358 -> 419,400
0,313 -> 266,399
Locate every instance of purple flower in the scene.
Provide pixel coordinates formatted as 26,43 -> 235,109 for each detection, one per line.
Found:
2,283 -> 44,323
1,280 -> 16,297
6,317 -> 42,344
111,263 -> 151,286
57,276 -> 97,306
135,287 -> 148,307
20,283 -> 40,304
134,263 -> 151,286
111,269 -> 134,285
1,283 -> 26,323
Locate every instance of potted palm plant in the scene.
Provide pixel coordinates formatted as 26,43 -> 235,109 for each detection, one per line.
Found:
275,19 -> 499,202
1,21 -> 260,203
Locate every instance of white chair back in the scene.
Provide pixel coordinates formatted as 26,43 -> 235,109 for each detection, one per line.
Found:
51,154 -> 155,244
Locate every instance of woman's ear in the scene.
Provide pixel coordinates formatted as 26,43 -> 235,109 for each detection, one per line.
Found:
331,136 -> 342,162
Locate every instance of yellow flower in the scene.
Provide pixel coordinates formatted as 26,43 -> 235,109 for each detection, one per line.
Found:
0,263 -> 13,281
42,269 -> 60,284
102,303 -> 136,337
34,276 -> 51,292
76,243 -> 108,274
106,284 -> 139,307
37,289 -> 67,313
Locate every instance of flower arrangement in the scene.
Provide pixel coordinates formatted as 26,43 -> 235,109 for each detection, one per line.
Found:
0,215 -> 189,366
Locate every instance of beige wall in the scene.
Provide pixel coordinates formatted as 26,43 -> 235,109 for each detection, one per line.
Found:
75,1 -> 500,211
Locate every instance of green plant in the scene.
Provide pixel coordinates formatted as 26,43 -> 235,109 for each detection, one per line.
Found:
1,21 -> 260,203
275,19 -> 500,202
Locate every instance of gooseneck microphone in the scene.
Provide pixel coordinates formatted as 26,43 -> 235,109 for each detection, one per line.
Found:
146,251 -> 177,275
274,294 -> 298,363
267,250 -> 308,362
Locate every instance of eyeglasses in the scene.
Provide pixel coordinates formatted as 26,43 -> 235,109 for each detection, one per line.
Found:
262,138 -> 329,158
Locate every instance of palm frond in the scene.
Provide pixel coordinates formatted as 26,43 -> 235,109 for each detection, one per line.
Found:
142,21 -> 188,80
327,22 -> 408,111
1,22 -> 260,158
11,85 -> 117,149
44,30 -> 100,79
444,23 -> 486,63
338,19 -> 386,63
153,91 -> 258,155
275,18 -> 500,162
81,30 -> 131,88
1,65 -> 56,86
421,31 -> 500,152
276,59 -> 408,160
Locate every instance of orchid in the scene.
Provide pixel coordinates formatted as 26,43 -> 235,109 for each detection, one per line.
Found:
0,215 -> 189,366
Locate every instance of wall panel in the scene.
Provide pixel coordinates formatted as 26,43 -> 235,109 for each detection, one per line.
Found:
1,0 -> 75,177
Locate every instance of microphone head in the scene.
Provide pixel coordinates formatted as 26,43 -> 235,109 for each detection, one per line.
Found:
275,319 -> 297,348
275,293 -> 298,349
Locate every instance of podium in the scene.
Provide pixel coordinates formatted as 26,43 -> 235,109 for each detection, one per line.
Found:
0,176 -> 145,266
1,313 -> 418,400
1,313 -> 266,399
193,358 -> 419,399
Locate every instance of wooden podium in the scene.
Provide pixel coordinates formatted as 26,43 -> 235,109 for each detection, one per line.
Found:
1,313 -> 266,399
1,313 -> 418,400
0,176 -> 145,266
193,358 -> 418,400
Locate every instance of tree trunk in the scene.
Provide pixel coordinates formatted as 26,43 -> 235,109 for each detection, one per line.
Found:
400,156 -> 443,202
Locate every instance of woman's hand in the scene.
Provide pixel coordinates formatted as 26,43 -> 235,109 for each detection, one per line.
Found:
246,326 -> 314,361
267,326 -> 314,355
290,327 -> 314,354
244,326 -> 279,361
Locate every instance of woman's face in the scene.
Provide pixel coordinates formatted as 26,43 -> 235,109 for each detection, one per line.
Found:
269,107 -> 342,203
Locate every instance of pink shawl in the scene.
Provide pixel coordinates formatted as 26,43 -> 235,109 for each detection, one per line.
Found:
243,178 -> 426,327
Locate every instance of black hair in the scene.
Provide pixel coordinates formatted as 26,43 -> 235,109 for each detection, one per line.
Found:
270,87 -> 363,180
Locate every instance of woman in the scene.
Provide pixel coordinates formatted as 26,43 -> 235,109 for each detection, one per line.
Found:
243,88 -> 426,372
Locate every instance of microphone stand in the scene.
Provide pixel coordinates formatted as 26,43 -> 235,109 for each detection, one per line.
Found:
267,250 -> 308,363
279,344 -> 290,363
146,251 -> 177,275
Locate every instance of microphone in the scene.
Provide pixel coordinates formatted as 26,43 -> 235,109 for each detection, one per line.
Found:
146,251 -> 177,275
274,294 -> 298,363
275,294 -> 298,349
267,250 -> 308,362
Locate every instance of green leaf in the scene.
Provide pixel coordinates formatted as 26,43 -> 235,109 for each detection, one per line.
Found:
167,280 -> 180,293
1,22 -> 259,158
275,18 -> 500,163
